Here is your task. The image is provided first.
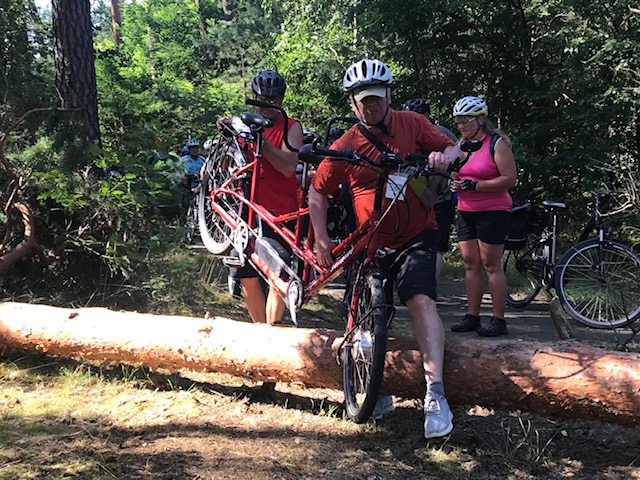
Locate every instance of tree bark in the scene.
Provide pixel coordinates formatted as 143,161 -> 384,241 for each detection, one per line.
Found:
52,0 -> 101,145
194,0 -> 206,38
0,302 -> 638,427
110,0 -> 123,45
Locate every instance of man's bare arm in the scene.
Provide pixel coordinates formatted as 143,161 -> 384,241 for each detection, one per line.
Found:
308,185 -> 333,268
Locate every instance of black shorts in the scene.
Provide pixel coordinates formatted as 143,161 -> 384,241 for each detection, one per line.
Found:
457,210 -> 510,245
434,200 -> 455,253
379,229 -> 438,304
229,222 -> 293,279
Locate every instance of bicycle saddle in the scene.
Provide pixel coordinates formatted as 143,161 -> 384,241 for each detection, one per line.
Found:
241,112 -> 273,130
542,200 -> 567,210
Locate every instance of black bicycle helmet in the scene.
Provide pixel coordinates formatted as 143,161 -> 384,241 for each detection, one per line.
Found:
251,69 -> 287,97
327,126 -> 345,145
303,128 -> 321,145
402,98 -> 431,116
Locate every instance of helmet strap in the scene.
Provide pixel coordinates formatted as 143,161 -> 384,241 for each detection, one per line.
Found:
470,118 -> 483,138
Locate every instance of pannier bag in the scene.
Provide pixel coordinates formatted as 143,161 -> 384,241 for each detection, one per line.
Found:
505,203 -> 549,250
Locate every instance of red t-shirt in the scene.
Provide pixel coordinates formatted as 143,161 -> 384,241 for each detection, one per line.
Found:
256,115 -> 299,216
312,110 -> 454,249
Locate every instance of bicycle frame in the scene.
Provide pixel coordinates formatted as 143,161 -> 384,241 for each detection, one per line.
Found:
205,104 -> 471,325
506,193 -> 624,303
206,109 -> 402,325
542,195 -> 610,285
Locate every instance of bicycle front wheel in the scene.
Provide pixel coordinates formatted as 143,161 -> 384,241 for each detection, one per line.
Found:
555,239 -> 640,328
184,202 -> 197,245
342,268 -> 391,423
198,140 -> 246,255
502,234 -> 545,308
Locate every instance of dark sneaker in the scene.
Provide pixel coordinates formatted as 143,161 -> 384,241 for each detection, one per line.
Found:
450,314 -> 481,332
424,391 -> 453,438
477,317 -> 508,337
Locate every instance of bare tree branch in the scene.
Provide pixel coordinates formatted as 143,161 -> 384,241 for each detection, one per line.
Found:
0,203 -> 53,274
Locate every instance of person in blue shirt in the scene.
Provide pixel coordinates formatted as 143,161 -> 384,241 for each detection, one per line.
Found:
180,138 -> 205,191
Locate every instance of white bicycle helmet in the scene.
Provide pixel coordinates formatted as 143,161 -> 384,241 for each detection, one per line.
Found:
453,96 -> 488,116
343,59 -> 394,92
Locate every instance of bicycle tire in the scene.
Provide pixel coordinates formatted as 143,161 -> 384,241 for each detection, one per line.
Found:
184,202 -> 197,245
555,239 -> 640,328
342,268 -> 390,423
198,139 -> 247,255
502,234 -> 545,308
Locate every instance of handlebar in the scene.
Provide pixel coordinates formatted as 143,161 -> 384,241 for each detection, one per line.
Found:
298,143 -> 442,179
244,99 -> 299,153
298,143 -> 466,177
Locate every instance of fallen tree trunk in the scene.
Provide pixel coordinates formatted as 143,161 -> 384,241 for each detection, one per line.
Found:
0,302 -> 639,427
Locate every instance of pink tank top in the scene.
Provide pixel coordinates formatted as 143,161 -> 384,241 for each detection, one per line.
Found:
457,134 -> 512,212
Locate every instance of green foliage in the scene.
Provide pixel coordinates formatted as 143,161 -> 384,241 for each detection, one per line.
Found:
3,0 -> 639,308
0,0 -> 53,128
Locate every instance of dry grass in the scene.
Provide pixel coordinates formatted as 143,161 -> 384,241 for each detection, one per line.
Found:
1,250 -> 639,479
1,352 -> 639,480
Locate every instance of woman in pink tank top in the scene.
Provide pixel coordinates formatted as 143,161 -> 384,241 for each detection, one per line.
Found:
449,96 -> 517,337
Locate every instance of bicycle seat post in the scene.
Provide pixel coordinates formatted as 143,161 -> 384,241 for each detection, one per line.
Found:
550,208 -> 560,265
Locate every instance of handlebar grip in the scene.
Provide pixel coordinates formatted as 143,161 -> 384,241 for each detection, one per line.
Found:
297,144 -> 325,167
311,145 -> 358,160
297,144 -> 358,167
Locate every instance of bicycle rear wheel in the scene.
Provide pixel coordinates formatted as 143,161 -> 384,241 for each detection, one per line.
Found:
555,239 -> 640,328
198,139 -> 247,255
342,268 -> 391,423
502,234 -> 545,308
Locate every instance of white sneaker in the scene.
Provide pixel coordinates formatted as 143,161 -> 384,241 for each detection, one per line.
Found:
371,395 -> 395,420
424,391 -> 453,438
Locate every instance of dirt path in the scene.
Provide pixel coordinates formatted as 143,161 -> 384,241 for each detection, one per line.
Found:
319,274 -> 639,350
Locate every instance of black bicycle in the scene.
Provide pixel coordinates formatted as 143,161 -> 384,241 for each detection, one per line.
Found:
182,174 -> 200,245
502,194 -> 640,328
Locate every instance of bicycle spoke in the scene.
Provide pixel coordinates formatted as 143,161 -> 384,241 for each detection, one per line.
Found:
503,236 -> 543,308
343,271 -> 389,423
558,240 -> 640,328
199,139 -> 247,255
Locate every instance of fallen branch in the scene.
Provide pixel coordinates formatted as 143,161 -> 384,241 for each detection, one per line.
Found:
0,203 -> 52,273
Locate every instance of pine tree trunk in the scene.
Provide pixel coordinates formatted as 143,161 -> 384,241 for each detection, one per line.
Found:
52,0 -> 100,145
110,0 -> 123,45
0,302 -> 638,427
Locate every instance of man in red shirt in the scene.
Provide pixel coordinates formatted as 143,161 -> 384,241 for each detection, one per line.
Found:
229,69 -> 303,326
309,59 -> 462,438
